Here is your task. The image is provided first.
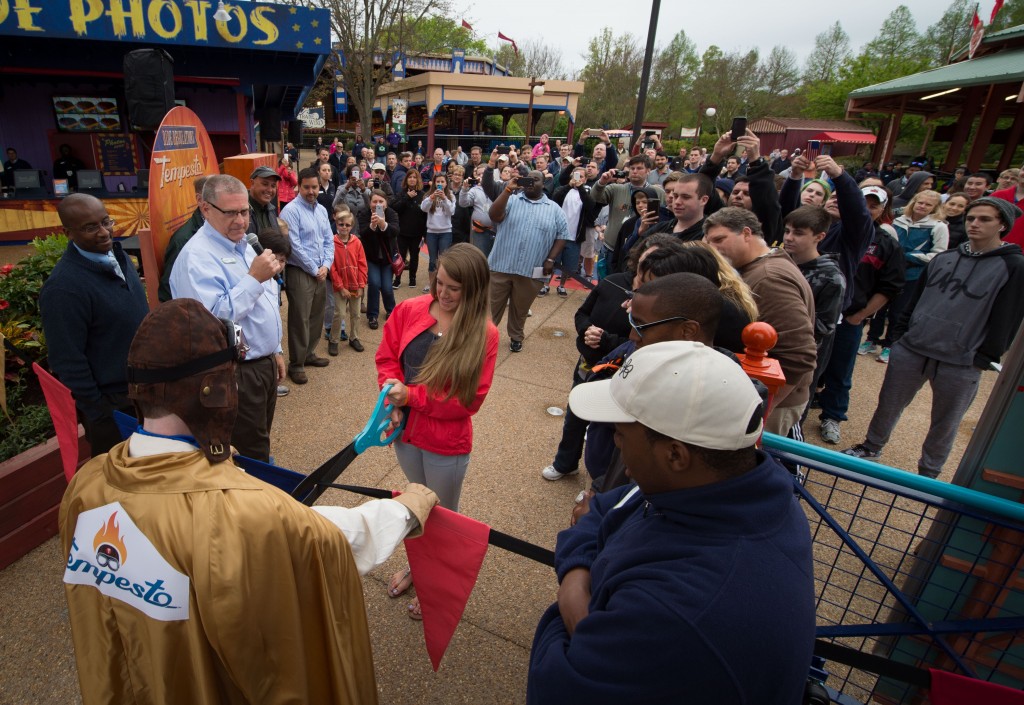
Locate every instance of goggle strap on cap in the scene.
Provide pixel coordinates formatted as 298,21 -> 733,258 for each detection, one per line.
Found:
127,347 -> 234,384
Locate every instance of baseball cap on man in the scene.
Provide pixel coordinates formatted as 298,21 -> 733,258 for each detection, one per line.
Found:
250,166 -> 281,181
861,186 -> 888,205
569,341 -> 762,451
371,162 -> 386,172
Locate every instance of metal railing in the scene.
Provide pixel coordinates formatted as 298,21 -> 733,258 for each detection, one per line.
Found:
764,433 -> 1024,704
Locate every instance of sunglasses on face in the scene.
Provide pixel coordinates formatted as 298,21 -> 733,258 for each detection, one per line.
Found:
627,310 -> 691,338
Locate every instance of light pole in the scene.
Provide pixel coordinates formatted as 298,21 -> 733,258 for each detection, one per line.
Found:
526,77 -> 545,144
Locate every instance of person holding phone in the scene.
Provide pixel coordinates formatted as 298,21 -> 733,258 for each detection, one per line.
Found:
420,172 -> 455,292
393,169 -> 427,289
488,171 -> 573,352
276,155 -> 298,206
361,189 -> 400,329
376,243 -> 499,619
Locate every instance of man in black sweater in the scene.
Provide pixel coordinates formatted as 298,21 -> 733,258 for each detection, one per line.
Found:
40,194 -> 150,454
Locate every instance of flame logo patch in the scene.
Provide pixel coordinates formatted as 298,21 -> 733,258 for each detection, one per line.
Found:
93,512 -> 128,571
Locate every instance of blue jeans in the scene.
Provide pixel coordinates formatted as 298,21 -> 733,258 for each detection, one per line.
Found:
472,230 -> 495,257
818,320 -> 864,422
366,260 -> 395,320
556,241 -> 581,281
426,231 -> 452,273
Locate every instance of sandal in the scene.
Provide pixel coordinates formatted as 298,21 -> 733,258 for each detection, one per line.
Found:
407,597 -> 422,621
388,568 -> 412,598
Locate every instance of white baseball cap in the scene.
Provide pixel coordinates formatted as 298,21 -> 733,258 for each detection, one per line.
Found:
861,185 -> 889,205
569,341 -> 763,451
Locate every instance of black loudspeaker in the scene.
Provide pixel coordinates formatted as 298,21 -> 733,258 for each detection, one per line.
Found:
123,49 -> 174,130
288,120 -> 303,145
260,107 -> 282,141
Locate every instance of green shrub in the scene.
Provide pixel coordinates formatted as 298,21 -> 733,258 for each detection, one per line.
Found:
1,234 -> 67,462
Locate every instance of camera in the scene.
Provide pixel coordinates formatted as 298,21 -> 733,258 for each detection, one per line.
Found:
614,169 -> 628,179
518,176 -> 536,188
496,146 -> 510,155
467,177 -> 479,186
578,157 -> 590,167
372,178 -> 380,188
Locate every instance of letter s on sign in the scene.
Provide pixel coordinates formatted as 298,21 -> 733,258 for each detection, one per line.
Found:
250,5 -> 278,45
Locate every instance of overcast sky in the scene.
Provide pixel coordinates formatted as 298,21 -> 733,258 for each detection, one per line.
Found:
458,0 -> 974,75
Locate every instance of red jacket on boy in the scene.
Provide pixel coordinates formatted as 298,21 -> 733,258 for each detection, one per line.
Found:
330,234 -> 368,292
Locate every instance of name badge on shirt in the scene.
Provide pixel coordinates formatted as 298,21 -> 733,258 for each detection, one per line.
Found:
221,257 -> 237,264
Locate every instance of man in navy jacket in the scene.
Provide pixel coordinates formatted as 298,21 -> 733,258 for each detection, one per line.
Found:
40,194 -> 149,454
528,340 -> 815,700
528,341 -> 816,704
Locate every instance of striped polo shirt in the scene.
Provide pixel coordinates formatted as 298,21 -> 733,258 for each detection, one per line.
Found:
488,192 -> 571,277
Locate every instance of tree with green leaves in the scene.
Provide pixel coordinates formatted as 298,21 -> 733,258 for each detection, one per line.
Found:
691,46 -> 760,133
803,22 -> 851,85
292,0 -> 457,131
921,0 -> 974,66
647,30 -> 700,134
576,28 -> 644,129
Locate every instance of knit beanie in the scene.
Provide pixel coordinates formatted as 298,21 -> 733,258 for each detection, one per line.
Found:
715,177 -> 735,196
966,196 -> 1023,230
801,178 -> 833,202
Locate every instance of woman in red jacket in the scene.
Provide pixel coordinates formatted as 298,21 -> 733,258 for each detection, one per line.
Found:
375,243 -> 499,618
276,155 -> 298,205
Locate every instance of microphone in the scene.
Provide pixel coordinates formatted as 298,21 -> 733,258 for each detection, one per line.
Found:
245,232 -> 264,255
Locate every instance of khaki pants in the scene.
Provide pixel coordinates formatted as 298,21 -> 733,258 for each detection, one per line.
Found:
489,271 -> 542,343
329,289 -> 361,342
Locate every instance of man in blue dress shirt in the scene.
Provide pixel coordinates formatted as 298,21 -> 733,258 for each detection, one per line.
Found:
170,175 -> 285,461
280,168 -> 334,385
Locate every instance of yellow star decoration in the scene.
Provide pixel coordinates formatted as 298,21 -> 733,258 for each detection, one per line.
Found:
296,41 -> 304,49
311,19 -> 319,27
293,23 -> 300,31
289,7 -> 296,13
314,37 -> 322,45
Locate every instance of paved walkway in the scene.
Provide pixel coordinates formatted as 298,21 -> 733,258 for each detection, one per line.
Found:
0,270 -> 996,704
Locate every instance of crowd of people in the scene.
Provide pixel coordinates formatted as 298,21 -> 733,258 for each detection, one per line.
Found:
38,125 -> 1024,703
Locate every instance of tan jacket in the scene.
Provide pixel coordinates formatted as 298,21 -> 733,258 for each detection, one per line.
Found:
59,441 -> 377,705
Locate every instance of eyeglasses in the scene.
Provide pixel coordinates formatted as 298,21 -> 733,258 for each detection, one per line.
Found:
628,310 -> 691,339
207,201 -> 250,220
77,217 -> 116,236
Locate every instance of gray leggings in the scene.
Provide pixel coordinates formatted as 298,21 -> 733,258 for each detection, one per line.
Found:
394,437 -> 470,512
864,343 -> 981,477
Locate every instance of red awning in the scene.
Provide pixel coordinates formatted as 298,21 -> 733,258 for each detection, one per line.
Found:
810,131 -> 876,145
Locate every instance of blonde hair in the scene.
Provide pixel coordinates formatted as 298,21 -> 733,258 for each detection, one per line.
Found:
682,241 -> 758,322
905,189 -> 942,220
414,244 -> 491,407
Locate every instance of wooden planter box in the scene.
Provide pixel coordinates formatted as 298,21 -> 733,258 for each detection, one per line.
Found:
0,429 -> 88,570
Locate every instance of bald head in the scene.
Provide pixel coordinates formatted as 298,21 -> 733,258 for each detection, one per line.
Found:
636,272 -> 721,345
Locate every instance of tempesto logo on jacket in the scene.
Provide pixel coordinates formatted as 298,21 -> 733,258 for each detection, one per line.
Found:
64,502 -> 190,621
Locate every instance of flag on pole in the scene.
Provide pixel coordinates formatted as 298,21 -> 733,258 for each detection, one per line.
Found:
969,10 -> 985,59
461,19 -> 473,30
498,31 -> 518,56
990,0 -> 1005,24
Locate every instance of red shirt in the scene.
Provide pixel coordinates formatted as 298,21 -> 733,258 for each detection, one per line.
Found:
375,294 -> 498,456
991,186 -> 1024,247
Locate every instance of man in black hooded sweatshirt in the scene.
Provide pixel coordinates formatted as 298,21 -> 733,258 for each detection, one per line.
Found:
845,197 -> 1024,478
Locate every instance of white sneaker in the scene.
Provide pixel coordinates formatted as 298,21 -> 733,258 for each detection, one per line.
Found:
541,464 -> 580,481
